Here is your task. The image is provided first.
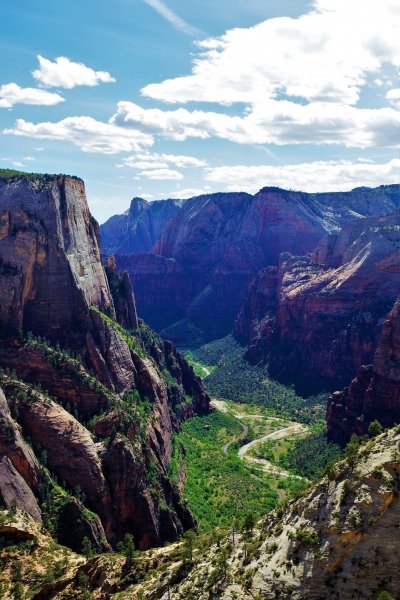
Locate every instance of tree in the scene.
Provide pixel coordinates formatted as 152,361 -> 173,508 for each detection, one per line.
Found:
9,498 -> 18,517
81,536 -> 94,558
243,512 -> 256,534
218,546 -> 229,581
368,420 -> 382,438
345,434 -> 360,468
377,592 -> 395,600
182,529 -> 196,562
117,533 -> 135,560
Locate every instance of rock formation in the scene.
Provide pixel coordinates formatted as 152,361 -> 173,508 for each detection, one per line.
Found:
327,295 -> 400,444
234,210 -> 400,395
0,169 -> 210,552
102,185 -> 400,344
101,196 -> 184,255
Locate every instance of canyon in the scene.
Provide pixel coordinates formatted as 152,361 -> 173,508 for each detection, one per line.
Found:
1,170 -> 400,600
101,185 -> 400,346
2,424 -> 399,599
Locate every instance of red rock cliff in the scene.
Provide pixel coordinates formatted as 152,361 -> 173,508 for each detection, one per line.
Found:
0,170 -> 210,551
111,185 -> 400,344
327,295 -> 400,444
234,211 -> 400,395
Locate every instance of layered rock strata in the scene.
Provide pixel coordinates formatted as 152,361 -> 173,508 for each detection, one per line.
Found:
234,211 -> 400,394
102,185 -> 400,343
0,170 -> 210,551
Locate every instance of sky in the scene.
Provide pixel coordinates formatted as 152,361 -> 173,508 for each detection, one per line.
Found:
0,0 -> 399,223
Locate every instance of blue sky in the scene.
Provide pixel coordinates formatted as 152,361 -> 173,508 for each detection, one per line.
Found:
0,0 -> 399,222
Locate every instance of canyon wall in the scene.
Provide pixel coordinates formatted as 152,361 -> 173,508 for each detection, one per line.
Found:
103,185 -> 400,345
234,210 -> 400,395
327,295 -> 400,444
0,170 -> 209,551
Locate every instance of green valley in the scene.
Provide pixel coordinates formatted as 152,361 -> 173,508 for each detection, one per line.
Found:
178,338 -> 343,532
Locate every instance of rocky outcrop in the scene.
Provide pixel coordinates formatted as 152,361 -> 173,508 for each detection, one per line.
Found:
146,426 -> 399,600
327,295 -> 400,444
10,426 -> 399,600
235,211 -> 400,394
0,387 -> 42,521
107,185 -> 400,343
0,170 -> 210,551
100,196 -> 184,255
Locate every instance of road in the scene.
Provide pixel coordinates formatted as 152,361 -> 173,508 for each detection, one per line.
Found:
211,398 -> 307,479
237,423 -> 307,478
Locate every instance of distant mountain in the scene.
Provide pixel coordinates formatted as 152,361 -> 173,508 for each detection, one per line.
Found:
102,185 -> 400,345
234,210 -> 400,395
101,196 -> 185,255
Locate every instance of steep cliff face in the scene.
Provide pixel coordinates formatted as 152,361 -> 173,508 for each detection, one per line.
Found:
100,196 -> 184,255
235,211 -> 400,394
327,295 -> 400,444
0,173 -> 112,345
0,170 -> 210,551
110,185 -> 400,344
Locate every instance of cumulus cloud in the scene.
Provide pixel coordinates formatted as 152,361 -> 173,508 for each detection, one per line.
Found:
386,88 -> 400,108
138,168 -> 183,180
205,158 -> 400,193
0,83 -> 64,108
5,99 -> 398,151
118,151 -> 207,169
142,0 -> 200,36
111,100 -> 399,148
3,117 -> 153,154
4,1 -> 398,157
142,0 -> 400,107
167,186 -> 213,199
32,55 -> 115,89
111,101 -> 212,140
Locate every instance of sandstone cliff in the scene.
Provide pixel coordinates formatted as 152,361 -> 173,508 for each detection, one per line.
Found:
100,196 -> 184,255
105,185 -> 400,344
327,295 -> 400,444
234,210 -> 400,395
0,169 -> 210,552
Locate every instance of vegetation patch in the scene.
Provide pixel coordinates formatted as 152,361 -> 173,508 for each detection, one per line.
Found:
189,335 -> 327,423
169,410 -> 277,531
90,306 -> 145,357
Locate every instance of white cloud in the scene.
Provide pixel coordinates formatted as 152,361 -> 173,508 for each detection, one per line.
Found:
138,168 -> 183,180
142,0 -> 400,107
142,0 -> 200,36
4,117 -> 153,154
118,151 -> 207,169
111,99 -> 399,148
386,88 -> 400,108
111,101 -> 212,140
32,55 -> 115,89
6,99 -> 398,152
205,158 -> 400,192
167,186 -> 213,199
0,83 -> 64,108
